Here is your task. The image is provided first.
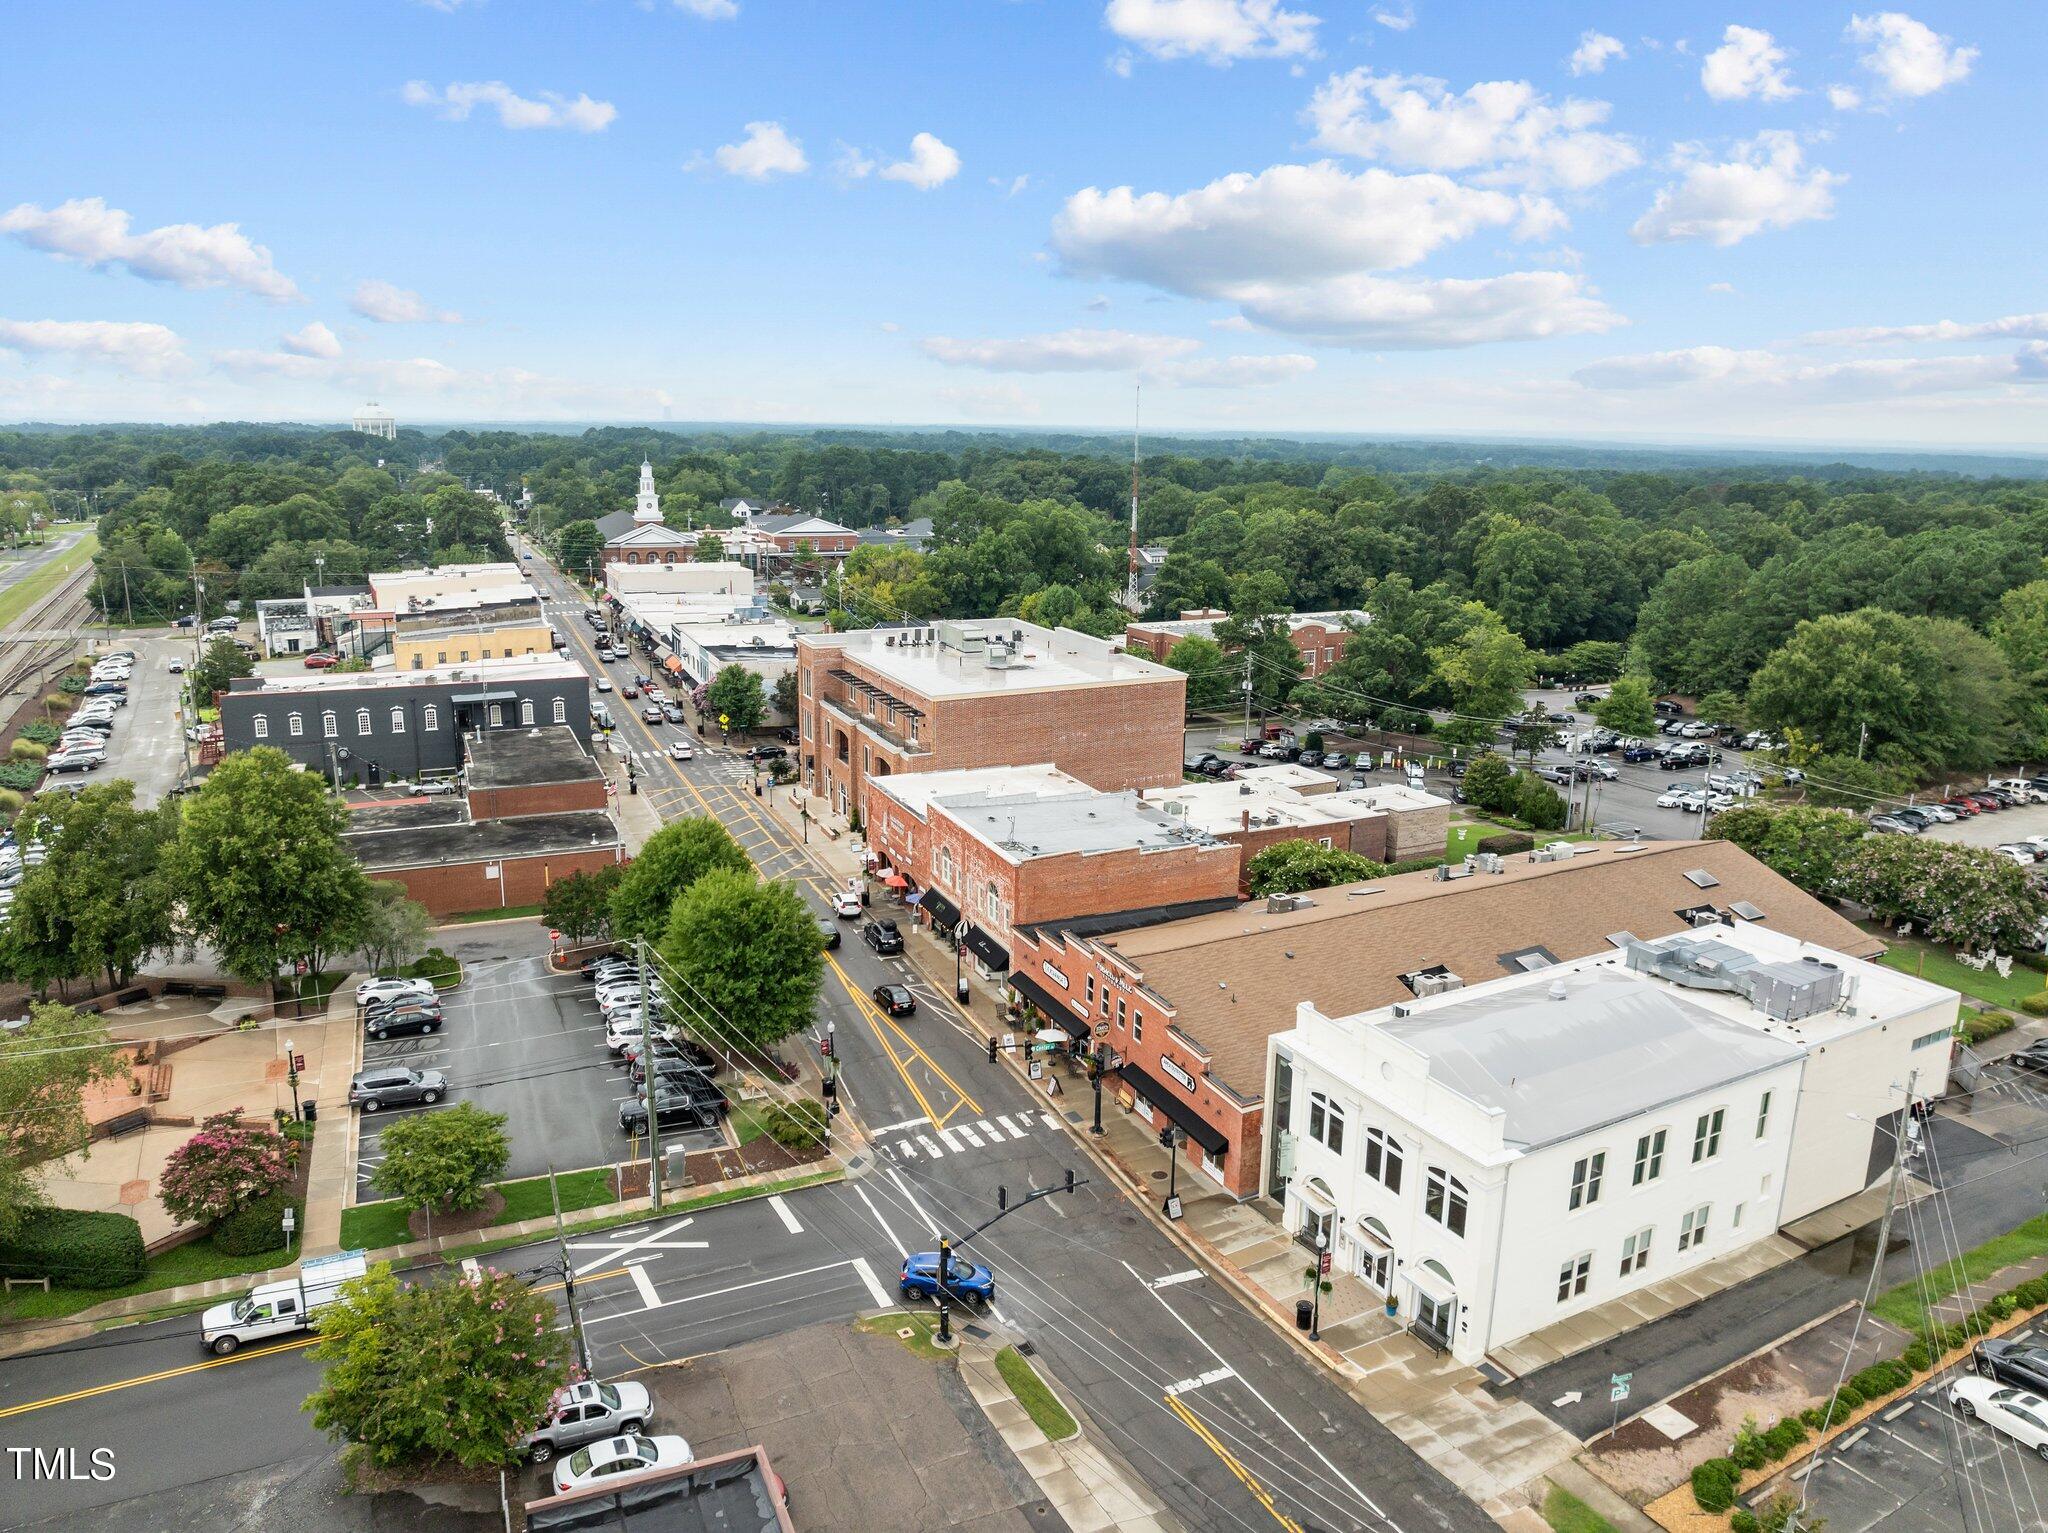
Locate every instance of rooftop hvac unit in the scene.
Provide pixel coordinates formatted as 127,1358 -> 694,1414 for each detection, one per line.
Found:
1265,892 -> 1311,913
1471,852 -> 1505,874
1434,862 -> 1474,881
1690,908 -> 1725,928
1411,972 -> 1464,997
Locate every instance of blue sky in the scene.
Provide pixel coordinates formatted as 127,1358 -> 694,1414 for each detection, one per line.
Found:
4,1 -> 2040,447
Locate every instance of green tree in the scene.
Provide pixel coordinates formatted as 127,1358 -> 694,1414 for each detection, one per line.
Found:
1695,689 -> 1747,731
556,519 -> 602,577
187,635 -> 254,704
608,817 -> 750,947
371,1103 -> 510,1214
1705,805 -> 1867,896
705,663 -> 767,732
695,530 -> 725,562
353,880 -> 433,979
304,1262 -> 569,1470
1834,838 -> 2047,955
1990,579 -> 2048,754
1558,640 -> 1627,683
1163,635 -> 1235,712
1215,573 -> 1304,716
157,1110 -> 296,1227
1,782 -> 176,994
772,669 -> 799,721
1473,522 -> 1586,649
541,864 -> 624,945
1628,555 -> 1752,694
1431,607 -> 1534,749
1513,772 -> 1568,830
1460,752 -> 1517,815
0,1004 -> 126,1240
1593,675 -> 1656,738
169,746 -> 371,988
658,867 -> 823,1052
1245,840 -> 1387,897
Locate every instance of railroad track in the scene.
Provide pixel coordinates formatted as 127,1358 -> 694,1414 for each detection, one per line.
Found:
0,556 -> 101,707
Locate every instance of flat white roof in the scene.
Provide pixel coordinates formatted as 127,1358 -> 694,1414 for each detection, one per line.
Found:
369,563 -> 534,613
801,621 -> 1178,699
872,763 -> 1084,819
230,654 -> 586,696
1142,778 -> 1448,835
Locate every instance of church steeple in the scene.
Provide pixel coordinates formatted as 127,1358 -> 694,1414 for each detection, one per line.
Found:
633,458 -> 662,525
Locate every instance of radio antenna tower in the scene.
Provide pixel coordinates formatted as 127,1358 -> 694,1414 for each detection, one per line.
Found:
1125,383 -> 1141,609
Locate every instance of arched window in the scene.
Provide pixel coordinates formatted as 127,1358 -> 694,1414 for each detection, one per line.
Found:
1424,1167 -> 1469,1237
520,699 -> 535,726
551,697 -> 566,724
1305,1092 -> 1346,1155
288,712 -> 304,738
252,716 -> 269,739
354,708 -> 370,736
938,845 -> 954,889
489,704 -> 504,728
422,705 -> 440,732
322,710 -> 338,739
1363,1127 -> 1402,1192
390,707 -> 405,734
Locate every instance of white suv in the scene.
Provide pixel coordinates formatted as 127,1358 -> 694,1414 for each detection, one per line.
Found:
356,976 -> 436,1007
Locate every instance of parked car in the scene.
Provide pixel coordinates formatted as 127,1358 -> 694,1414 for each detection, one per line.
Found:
873,983 -> 916,1017
348,1067 -> 446,1111
1892,807 -> 1938,830
1996,845 -> 2039,865
746,745 -> 788,763
830,888 -> 863,918
1620,745 -> 1657,764
816,917 -> 841,950
1919,804 -> 1959,823
1656,787 -> 1702,810
1534,764 -> 1572,785
1948,1376 -> 2048,1461
1868,815 -> 1917,834
522,1380 -> 653,1463
46,752 -> 106,774
365,1004 -> 442,1040
81,682 -> 127,699
2009,1040 -> 2048,1075
1975,1338 -> 2048,1395
863,918 -> 904,955
301,652 -> 340,669
662,702 -> 686,724
618,1077 -> 729,1134
552,1433 -> 694,1498
167,658 -> 185,674
623,1035 -> 720,1079
899,1250 -> 995,1304
605,1014 -> 653,1054
1573,761 -> 1618,781
357,975 -> 437,1007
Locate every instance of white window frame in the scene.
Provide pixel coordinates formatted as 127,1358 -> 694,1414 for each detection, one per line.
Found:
939,845 -> 954,890
1693,1108 -> 1725,1164
422,705 -> 440,732
1362,1127 -> 1403,1193
1679,1204 -> 1711,1252
1557,1252 -> 1591,1303
390,707 -> 405,734
252,715 -> 269,739
355,707 -> 371,736
1569,1151 -> 1606,1212
520,699 -> 535,726
322,710 -> 338,739
1633,1128 -> 1666,1186
1424,1166 -> 1468,1237
1620,1228 -> 1652,1276
552,697 -> 566,725
1755,1090 -> 1773,1139
1305,1092 -> 1345,1155
288,712 -> 303,738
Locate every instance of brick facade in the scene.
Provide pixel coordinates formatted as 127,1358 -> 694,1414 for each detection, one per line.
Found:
372,846 -> 622,918
465,777 -> 609,822
1125,612 -> 1359,680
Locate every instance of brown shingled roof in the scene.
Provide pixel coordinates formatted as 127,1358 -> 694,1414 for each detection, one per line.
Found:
1092,839 -> 1883,1102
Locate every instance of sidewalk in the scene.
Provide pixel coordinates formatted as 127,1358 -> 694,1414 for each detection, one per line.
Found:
298,975 -> 367,1259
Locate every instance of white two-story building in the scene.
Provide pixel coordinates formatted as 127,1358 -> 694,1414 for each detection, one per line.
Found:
1265,923 -> 1957,1365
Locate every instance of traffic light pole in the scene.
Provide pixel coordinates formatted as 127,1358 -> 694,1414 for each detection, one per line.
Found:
933,1171 -> 1086,1346
549,1162 -> 592,1374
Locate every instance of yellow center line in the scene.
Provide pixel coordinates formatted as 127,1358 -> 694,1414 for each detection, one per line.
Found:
1165,1394 -> 1304,1533
828,952 -> 981,1116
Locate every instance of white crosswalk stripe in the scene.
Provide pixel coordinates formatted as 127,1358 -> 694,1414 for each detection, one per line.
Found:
956,1123 -> 984,1147
997,1115 -> 1026,1139
884,1111 -> 1055,1162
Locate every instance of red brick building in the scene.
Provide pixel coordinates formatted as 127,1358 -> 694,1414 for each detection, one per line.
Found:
795,621 -> 1186,832
864,766 -> 1240,974
1140,776 -> 1450,879
1124,608 -> 1367,680
1009,840 -> 1886,1201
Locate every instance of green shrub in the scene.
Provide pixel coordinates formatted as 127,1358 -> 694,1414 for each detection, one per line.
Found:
2021,993 -> 2048,1017
1799,1406 -> 1828,1431
1730,1415 -> 1768,1471
18,721 -> 59,745
1691,1458 -> 1741,1513
1382,857 -> 1442,876
404,947 -> 461,987
0,789 -> 23,816
2018,952 -> 2048,974
213,1193 -> 292,1257
1850,1360 -> 1911,1400
1762,1419 -> 1807,1458
2016,1277 -> 2048,1308
57,674 -> 87,694
763,1100 -> 828,1150
1831,1383 -> 1864,1415
1945,1321 -> 1972,1352
1965,1011 -> 2018,1041
0,1208 -> 146,1288
1475,831 -> 1535,856
1731,1511 -> 1759,1533
1901,1341 -> 1930,1373
1990,1293 -> 2019,1322
9,739 -> 46,762
0,761 -> 43,791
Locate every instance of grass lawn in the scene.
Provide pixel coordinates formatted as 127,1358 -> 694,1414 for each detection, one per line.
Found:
1541,1485 -> 1617,1533
402,950 -> 465,989
728,1099 -> 778,1148
997,1344 -> 1078,1441
857,1309 -> 953,1361
1870,1210 -> 2048,1332
0,530 -> 98,632
444,903 -> 543,924
1875,933 -> 2048,1013
342,1167 -> 615,1250
0,1197 -> 304,1323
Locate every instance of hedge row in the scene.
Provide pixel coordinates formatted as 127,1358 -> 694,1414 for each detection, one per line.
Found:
1474,832 -> 1535,856
0,1208 -> 146,1288
764,1100 -> 828,1150
214,1193 -> 293,1257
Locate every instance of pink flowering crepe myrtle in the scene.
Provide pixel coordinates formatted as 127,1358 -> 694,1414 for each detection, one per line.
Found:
156,1109 -> 298,1227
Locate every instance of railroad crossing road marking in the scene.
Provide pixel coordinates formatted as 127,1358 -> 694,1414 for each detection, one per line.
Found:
567,1216 -> 707,1276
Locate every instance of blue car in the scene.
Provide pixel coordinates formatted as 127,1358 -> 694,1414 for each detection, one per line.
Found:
899,1251 -> 995,1305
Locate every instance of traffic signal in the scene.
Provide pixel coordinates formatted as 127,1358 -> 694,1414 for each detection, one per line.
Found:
1064,1167 -> 1075,1195
987,1037 -> 998,1065
1158,1125 -> 1175,1150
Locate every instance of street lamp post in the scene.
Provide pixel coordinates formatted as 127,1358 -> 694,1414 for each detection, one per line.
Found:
1090,1049 -> 1105,1136
1162,1125 -> 1185,1220
1311,1231 -> 1328,1341
284,1038 -> 300,1123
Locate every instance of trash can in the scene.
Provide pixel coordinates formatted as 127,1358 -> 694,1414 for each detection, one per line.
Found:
1295,1298 -> 1313,1331
302,1099 -> 318,1123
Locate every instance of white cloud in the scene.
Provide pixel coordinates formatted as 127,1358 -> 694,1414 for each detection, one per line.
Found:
709,120 -> 809,179
1103,0 -> 1320,65
677,0 -> 738,18
880,132 -> 961,190
0,318 -> 187,374
0,197 -> 299,301
1700,25 -> 1797,102
280,321 -> 342,359
401,80 -> 616,132
938,381 -> 1042,419
1159,352 -> 1316,386
922,329 -> 1201,373
1055,161 -> 1544,288
1574,344 -> 2041,400
1848,12 -> 1975,97
1369,3 -> 1413,31
1222,270 -> 1622,349
1706,281 -> 1737,294
1569,31 -> 1626,76
1306,69 -> 1639,189
349,279 -> 461,324
835,143 -> 877,179
1826,84 -> 1863,111
877,320 -> 901,333
991,174 -> 1031,197
1806,312 -> 2048,346
1631,132 -> 1840,247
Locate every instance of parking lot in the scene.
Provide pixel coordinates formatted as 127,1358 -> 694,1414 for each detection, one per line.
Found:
350,952 -> 726,1201
49,633 -> 191,806
1786,1351 -> 2048,1533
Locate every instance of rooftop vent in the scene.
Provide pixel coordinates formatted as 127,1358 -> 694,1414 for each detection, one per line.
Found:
1684,869 -> 1722,889
1729,900 -> 1766,921
1626,935 -> 1845,1021
1470,852 -> 1505,875
1265,892 -> 1313,914
1530,842 -> 1578,863
1410,970 -> 1465,998
1434,861 -> 1474,882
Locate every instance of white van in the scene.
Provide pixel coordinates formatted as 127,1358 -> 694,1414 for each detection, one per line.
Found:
1989,779 -> 2046,804
199,1249 -> 368,1354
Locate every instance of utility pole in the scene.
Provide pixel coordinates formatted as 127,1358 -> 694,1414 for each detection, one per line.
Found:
191,571 -> 207,664
1241,651 -> 1255,736
120,562 -> 132,627
1857,721 -> 1869,761
1125,383 -> 1141,610
549,1162 -> 591,1373
637,936 -> 664,1211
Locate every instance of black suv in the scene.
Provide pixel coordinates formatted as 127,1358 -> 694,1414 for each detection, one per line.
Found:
863,918 -> 904,956
618,1077 -> 729,1134
623,1036 -> 721,1081
365,1002 -> 443,1040
746,745 -> 788,763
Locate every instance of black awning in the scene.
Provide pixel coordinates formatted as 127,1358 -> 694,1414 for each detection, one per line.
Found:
961,924 -> 1010,972
1010,970 -> 1080,1023
916,887 -> 961,932
1118,1062 -> 1228,1155
450,688 -> 518,704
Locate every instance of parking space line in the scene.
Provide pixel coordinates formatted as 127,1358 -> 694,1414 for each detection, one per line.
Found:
768,1195 -> 803,1235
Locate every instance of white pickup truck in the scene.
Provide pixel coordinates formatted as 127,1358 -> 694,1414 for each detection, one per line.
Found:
199,1249 -> 368,1355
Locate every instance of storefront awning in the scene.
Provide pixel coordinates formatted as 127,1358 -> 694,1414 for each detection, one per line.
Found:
663,655 -> 683,674
918,888 -> 961,931
881,872 -> 908,890
961,924 -> 1010,972
1010,970 -> 1081,1023
1406,1264 -> 1457,1306
1118,1062 -> 1227,1155
450,688 -> 518,704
